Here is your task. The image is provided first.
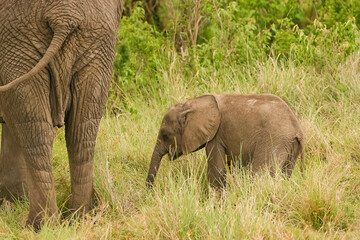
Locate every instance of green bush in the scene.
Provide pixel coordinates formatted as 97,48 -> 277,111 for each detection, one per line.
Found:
110,5 -> 168,112
108,2 -> 360,118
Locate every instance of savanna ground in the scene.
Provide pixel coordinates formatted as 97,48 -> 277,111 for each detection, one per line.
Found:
1,0 -> 360,239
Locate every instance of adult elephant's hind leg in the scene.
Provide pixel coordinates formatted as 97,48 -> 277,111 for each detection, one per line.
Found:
65,68 -> 110,215
0,124 -> 27,201
22,121 -> 57,230
4,99 -> 57,230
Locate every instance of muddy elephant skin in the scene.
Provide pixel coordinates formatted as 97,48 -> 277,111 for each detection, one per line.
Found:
146,94 -> 305,189
0,0 -> 123,230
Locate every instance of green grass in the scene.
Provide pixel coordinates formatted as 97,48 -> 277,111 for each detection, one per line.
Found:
1,52 -> 360,239
2,1 -> 360,237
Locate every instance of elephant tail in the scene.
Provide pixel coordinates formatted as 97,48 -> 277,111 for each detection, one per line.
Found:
297,136 -> 305,176
0,27 -> 70,92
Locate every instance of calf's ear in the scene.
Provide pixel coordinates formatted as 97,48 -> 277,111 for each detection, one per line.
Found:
180,95 -> 220,154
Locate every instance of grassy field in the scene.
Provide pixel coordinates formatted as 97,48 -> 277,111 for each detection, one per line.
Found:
1,1 -> 360,239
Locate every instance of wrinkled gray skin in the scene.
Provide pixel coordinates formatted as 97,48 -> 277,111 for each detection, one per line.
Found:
0,0 -> 123,230
146,94 -> 304,189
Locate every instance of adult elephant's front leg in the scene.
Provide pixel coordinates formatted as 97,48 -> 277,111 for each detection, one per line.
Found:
65,66 -> 111,215
0,124 -> 27,201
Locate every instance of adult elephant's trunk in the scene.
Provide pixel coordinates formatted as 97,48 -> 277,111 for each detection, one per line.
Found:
146,140 -> 167,188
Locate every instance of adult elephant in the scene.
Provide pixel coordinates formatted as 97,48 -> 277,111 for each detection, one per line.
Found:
0,0 -> 123,230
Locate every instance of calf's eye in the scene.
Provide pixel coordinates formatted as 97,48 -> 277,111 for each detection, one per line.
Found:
162,133 -> 168,141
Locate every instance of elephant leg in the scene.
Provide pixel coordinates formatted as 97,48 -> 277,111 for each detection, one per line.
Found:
65,69 -> 110,215
205,140 -> 227,189
252,144 -> 294,177
0,124 -> 27,201
270,147 -> 290,177
5,120 -> 57,230
251,145 -> 273,175
23,122 -> 57,230
1,85 -> 57,230
281,141 -> 302,178
65,117 -> 97,215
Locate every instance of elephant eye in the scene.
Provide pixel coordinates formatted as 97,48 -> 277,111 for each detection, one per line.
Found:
162,133 -> 168,141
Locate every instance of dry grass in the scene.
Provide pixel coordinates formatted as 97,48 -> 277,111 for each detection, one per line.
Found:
1,52 -> 360,239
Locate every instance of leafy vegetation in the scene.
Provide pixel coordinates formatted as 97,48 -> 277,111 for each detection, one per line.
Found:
1,0 -> 360,238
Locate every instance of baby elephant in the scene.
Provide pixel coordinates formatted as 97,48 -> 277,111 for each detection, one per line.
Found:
146,94 -> 304,189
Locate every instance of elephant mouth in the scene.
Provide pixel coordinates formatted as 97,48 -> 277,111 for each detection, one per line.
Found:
168,151 -> 183,161
168,144 -> 182,161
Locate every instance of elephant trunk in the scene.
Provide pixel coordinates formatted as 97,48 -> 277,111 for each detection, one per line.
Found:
146,140 -> 167,188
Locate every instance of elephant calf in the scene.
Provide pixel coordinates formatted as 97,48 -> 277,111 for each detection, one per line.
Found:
146,94 -> 304,189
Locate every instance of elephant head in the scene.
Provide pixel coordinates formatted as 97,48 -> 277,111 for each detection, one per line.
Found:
146,95 -> 221,187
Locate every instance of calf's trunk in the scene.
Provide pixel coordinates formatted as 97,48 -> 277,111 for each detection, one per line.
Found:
146,140 -> 166,188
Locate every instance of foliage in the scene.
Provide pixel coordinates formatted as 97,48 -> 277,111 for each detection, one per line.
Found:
112,5 -> 167,112
114,0 -> 360,102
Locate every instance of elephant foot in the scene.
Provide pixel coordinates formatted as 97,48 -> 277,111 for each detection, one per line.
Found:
62,206 -> 89,228
26,215 -> 42,232
64,178 -> 94,219
63,196 -> 92,221
26,208 -> 60,232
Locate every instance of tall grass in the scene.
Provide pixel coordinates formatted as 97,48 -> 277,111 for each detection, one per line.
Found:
2,52 -> 359,238
1,1 -> 360,239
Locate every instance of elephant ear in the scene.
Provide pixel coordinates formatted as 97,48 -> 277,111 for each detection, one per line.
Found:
180,95 -> 220,154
